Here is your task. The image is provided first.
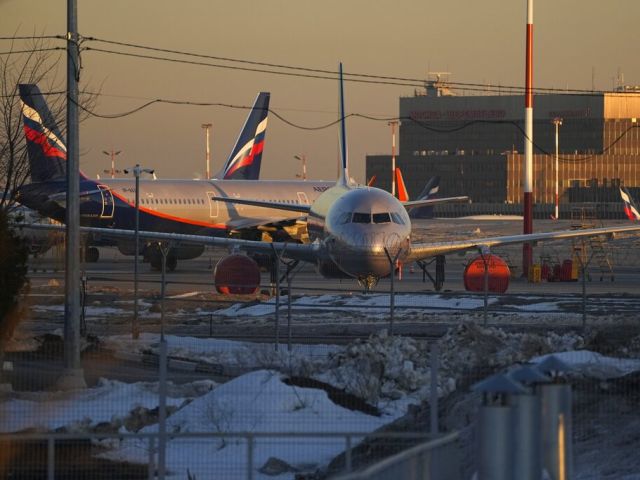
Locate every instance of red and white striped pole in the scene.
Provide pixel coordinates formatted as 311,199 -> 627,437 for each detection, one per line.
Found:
522,0 -> 534,277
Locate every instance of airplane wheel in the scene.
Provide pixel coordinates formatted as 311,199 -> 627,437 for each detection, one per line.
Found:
85,247 -> 99,263
150,255 -> 162,271
167,255 -> 178,272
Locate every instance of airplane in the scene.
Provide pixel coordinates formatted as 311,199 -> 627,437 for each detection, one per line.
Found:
27,63 -> 640,293
16,84 -> 337,269
394,168 -> 441,218
21,67 -> 640,291
620,187 -> 640,221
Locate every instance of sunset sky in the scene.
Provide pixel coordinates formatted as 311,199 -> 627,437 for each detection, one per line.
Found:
3,0 -> 640,182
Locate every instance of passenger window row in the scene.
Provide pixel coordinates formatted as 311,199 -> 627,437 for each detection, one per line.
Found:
135,198 -> 206,206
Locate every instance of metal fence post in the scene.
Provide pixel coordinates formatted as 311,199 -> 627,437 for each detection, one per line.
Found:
345,434 -> 353,472
148,436 -> 156,480
47,436 -> 55,480
247,433 -> 254,480
430,342 -> 439,436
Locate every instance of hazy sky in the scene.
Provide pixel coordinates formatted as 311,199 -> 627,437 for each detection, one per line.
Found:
3,0 -> 640,182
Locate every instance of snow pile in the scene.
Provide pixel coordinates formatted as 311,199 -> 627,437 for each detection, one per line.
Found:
102,370 -> 390,479
437,323 -> 586,381
532,350 -> 640,379
0,379 -> 214,434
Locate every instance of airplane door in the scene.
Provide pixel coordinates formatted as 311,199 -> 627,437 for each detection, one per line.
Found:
207,191 -> 219,218
98,185 -> 114,219
297,192 -> 309,205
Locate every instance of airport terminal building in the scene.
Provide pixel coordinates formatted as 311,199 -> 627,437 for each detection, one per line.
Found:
366,81 -> 640,217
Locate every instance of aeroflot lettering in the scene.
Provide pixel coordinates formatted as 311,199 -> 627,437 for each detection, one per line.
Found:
313,186 -> 330,192
410,110 -> 506,121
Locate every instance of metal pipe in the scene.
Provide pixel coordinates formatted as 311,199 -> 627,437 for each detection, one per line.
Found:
553,118 -> 563,219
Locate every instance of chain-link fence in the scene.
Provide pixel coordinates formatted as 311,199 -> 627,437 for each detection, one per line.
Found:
2,238 -> 640,478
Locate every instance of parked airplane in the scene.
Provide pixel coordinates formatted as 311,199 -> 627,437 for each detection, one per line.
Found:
22,68 -> 640,289
16,84 -> 336,268
620,187 -> 640,221
394,168 -> 441,218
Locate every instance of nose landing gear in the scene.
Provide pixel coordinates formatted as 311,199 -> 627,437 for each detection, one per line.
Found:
357,274 -> 379,293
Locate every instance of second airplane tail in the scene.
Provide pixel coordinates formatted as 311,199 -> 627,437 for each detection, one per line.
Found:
19,84 -> 69,183
621,187 -> 640,221
217,92 -> 270,180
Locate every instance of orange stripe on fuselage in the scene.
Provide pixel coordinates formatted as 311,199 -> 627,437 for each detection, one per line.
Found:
108,188 -> 228,230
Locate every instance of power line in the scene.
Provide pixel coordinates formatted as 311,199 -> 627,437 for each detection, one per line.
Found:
82,35 -> 631,97
0,35 -> 64,41
0,47 -> 65,56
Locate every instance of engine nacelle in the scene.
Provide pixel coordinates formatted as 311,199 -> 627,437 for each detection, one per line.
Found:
316,259 -> 352,279
463,254 -> 510,293
214,254 -> 261,295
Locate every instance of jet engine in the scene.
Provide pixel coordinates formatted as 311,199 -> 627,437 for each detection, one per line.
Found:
214,254 -> 261,295
463,254 -> 510,293
316,259 -> 351,279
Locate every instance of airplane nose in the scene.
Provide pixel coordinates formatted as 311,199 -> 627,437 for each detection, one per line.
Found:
328,227 -> 409,278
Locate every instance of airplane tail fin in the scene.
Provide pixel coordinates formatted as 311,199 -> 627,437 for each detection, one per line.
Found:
19,84 -> 68,183
337,63 -> 349,187
409,175 -> 441,219
620,187 -> 640,221
395,168 -> 409,202
217,92 -> 270,180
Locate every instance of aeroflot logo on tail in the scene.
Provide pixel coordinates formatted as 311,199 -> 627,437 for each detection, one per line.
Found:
21,102 -> 67,159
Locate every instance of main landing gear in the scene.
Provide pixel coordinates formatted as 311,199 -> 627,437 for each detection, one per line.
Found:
415,255 -> 445,291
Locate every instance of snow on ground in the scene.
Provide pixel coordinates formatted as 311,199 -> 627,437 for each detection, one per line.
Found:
101,370 -> 393,479
532,350 -> 640,379
3,321 -> 640,477
215,293 -> 497,317
0,379 -> 214,433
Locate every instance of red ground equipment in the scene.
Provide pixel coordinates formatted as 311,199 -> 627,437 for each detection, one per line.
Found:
214,254 -> 261,295
463,254 -> 510,293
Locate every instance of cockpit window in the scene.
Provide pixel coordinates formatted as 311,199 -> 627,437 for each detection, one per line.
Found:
390,212 -> 405,225
338,212 -> 351,224
372,212 -> 391,224
352,212 -> 371,223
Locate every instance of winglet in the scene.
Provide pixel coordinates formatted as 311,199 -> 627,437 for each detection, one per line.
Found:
620,187 -> 640,221
337,63 -> 349,187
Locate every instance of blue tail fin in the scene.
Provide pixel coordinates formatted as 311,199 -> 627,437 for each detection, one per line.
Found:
217,92 -> 270,180
337,63 -> 349,186
19,84 -> 68,183
620,187 -> 640,221
409,176 -> 441,219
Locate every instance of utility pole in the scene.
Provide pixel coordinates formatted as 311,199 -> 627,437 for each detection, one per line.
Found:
102,149 -> 121,178
553,118 -> 563,220
388,121 -> 398,197
60,0 -> 85,389
201,123 -> 212,179
294,154 -> 307,180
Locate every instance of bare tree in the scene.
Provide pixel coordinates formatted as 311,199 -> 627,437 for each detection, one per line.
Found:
0,34 -> 65,211
0,33 -> 98,212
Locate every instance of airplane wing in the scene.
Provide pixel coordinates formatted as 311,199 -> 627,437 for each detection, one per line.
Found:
225,216 -> 292,231
403,196 -> 469,211
20,223 -> 321,263
212,196 -> 311,213
407,224 -> 640,262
